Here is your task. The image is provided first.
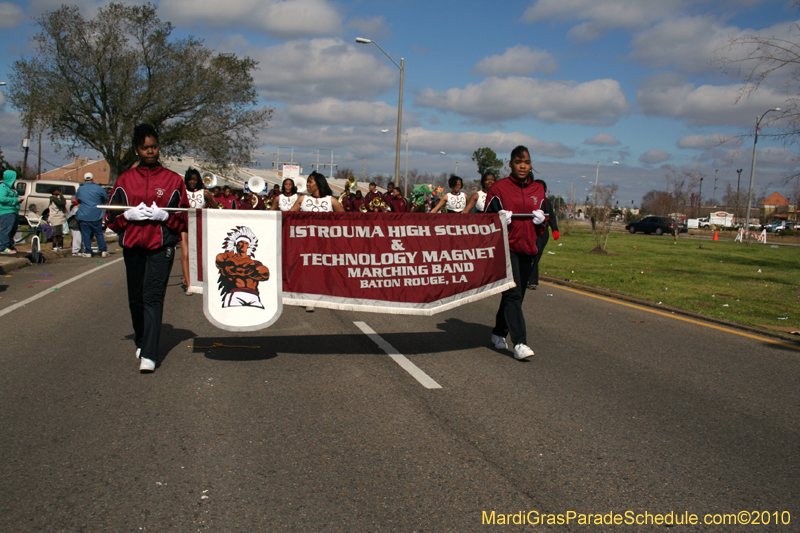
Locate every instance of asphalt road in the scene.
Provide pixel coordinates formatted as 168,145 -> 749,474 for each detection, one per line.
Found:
0,252 -> 798,532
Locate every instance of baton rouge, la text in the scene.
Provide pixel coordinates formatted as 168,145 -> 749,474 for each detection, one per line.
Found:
289,222 -> 502,239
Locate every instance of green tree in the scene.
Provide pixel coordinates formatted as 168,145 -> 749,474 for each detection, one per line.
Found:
471,147 -> 503,176
0,147 -> 21,173
8,3 -> 272,183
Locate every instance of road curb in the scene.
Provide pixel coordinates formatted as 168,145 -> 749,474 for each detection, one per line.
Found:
0,235 -> 119,275
540,275 -> 800,345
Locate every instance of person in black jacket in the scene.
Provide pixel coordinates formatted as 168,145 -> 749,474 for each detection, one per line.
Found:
528,179 -> 560,290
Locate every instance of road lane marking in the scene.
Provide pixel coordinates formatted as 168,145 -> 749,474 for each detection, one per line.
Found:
545,282 -> 800,352
354,321 -> 442,389
0,258 -> 124,319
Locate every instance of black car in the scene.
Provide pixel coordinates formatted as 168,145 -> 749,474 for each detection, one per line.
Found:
625,216 -> 676,235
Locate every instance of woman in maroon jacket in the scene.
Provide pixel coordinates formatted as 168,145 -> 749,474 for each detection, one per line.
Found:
106,124 -> 189,373
483,145 -> 547,360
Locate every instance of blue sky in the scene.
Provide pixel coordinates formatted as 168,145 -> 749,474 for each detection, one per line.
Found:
1,0 -> 798,206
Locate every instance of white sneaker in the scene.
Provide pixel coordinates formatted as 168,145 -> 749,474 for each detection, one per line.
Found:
135,348 -> 141,360
513,343 -> 534,360
305,306 -> 315,312
491,334 -> 508,349
139,357 -> 156,372
100,251 -> 109,258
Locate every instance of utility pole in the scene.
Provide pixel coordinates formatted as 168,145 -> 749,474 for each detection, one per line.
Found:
713,169 -> 718,206
736,168 -> 743,225
312,149 -> 337,178
37,132 -> 42,179
362,158 -> 366,181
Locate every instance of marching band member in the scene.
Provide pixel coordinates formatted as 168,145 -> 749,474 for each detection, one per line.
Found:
291,171 -> 344,312
105,124 -> 189,373
430,175 -> 467,213
350,190 -> 366,213
365,182 -> 382,212
217,186 -> 237,209
389,187 -> 410,213
464,172 -> 496,213
383,182 -> 395,204
180,168 -> 216,295
291,172 -> 345,213
271,178 -> 299,212
483,145 -> 546,360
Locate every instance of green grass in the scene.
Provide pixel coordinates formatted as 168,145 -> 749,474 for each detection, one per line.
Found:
539,228 -> 800,330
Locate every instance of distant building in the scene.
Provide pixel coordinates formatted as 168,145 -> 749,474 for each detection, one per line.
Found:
760,192 -> 793,221
38,158 -> 111,185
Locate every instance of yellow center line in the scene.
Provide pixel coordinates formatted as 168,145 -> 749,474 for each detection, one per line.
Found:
543,282 -> 800,352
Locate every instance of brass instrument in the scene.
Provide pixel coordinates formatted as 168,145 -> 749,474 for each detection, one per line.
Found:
359,204 -> 368,213
347,175 -> 357,192
216,201 -> 224,209
339,189 -> 349,203
370,197 -> 382,209
251,194 -> 259,208
201,171 -> 218,188
381,200 -> 391,212
265,197 -> 272,210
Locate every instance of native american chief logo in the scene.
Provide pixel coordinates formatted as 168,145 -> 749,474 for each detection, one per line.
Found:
216,226 -> 270,308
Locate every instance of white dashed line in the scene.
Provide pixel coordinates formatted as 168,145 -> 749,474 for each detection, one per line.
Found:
354,321 -> 442,389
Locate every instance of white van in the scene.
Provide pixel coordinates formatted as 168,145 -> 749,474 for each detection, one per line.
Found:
14,179 -> 78,222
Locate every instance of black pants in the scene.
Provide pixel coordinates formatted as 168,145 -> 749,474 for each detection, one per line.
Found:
493,251 -> 536,347
123,246 -> 175,361
530,231 -> 550,286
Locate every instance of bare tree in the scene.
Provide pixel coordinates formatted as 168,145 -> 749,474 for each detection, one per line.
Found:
8,3 -> 272,183
589,183 -> 619,252
714,4 -> 800,180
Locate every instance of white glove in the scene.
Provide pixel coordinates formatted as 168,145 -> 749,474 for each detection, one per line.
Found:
124,202 -> 150,221
499,210 -> 513,226
148,202 -> 169,222
532,209 -> 546,225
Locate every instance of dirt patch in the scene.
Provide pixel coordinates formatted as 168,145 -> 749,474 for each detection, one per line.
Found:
588,246 -> 620,255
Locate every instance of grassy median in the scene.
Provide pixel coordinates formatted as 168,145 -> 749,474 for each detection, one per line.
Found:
538,227 -> 799,332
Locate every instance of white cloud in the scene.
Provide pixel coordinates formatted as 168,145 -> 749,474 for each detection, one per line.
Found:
0,2 -> 25,28
629,16 -> 800,75
639,149 -> 671,164
523,0 -> 685,41
677,133 -> 741,150
347,16 -> 392,39
585,133 -> 621,146
159,0 -> 343,38
637,75 -> 787,127
472,45 -> 559,76
248,38 -> 398,104
281,98 -> 399,126
405,128 -> 574,159
415,77 -> 628,126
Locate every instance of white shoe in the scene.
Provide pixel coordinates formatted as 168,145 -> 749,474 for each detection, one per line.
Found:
491,334 -> 508,349
139,357 -> 156,372
305,306 -> 315,312
135,348 -> 141,360
513,343 -> 534,360
100,251 -> 109,258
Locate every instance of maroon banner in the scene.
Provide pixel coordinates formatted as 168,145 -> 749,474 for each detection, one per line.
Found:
282,212 -> 513,315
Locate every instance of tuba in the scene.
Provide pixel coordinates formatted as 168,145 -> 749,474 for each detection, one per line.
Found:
251,194 -> 259,208
347,175 -> 357,193
201,171 -> 218,189
247,176 -> 266,194
370,197 -> 382,210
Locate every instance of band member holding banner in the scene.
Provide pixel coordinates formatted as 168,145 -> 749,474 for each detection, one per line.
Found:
106,124 -> 189,373
484,146 -> 546,360
181,168 -> 215,295
290,172 -> 345,213
465,172 -> 496,213
430,175 -> 468,213
271,178 -> 298,212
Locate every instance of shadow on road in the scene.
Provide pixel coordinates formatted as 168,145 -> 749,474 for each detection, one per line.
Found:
192,317 -> 503,361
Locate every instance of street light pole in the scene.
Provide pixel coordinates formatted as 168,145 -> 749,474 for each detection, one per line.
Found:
593,160 -> 619,208
356,38 -> 403,190
736,168 -> 743,224
381,129 -> 409,197
699,177 -> 703,219
440,152 -> 458,174
713,169 -> 718,206
745,107 -> 780,246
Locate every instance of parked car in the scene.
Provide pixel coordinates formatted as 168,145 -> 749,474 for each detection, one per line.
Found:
625,216 -> 677,235
14,179 -> 78,223
764,220 -> 790,233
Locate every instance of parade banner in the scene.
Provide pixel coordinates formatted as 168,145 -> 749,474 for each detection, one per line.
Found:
282,212 -> 513,315
192,209 -> 283,331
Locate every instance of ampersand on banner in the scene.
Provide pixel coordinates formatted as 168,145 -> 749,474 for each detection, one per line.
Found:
391,239 -> 405,251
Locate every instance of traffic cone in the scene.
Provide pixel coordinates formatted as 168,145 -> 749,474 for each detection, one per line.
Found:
713,230 -> 718,241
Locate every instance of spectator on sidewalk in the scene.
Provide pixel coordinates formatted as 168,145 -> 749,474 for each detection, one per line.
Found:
48,187 -> 68,251
75,173 -> 109,258
67,198 -> 84,256
0,169 -> 21,255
